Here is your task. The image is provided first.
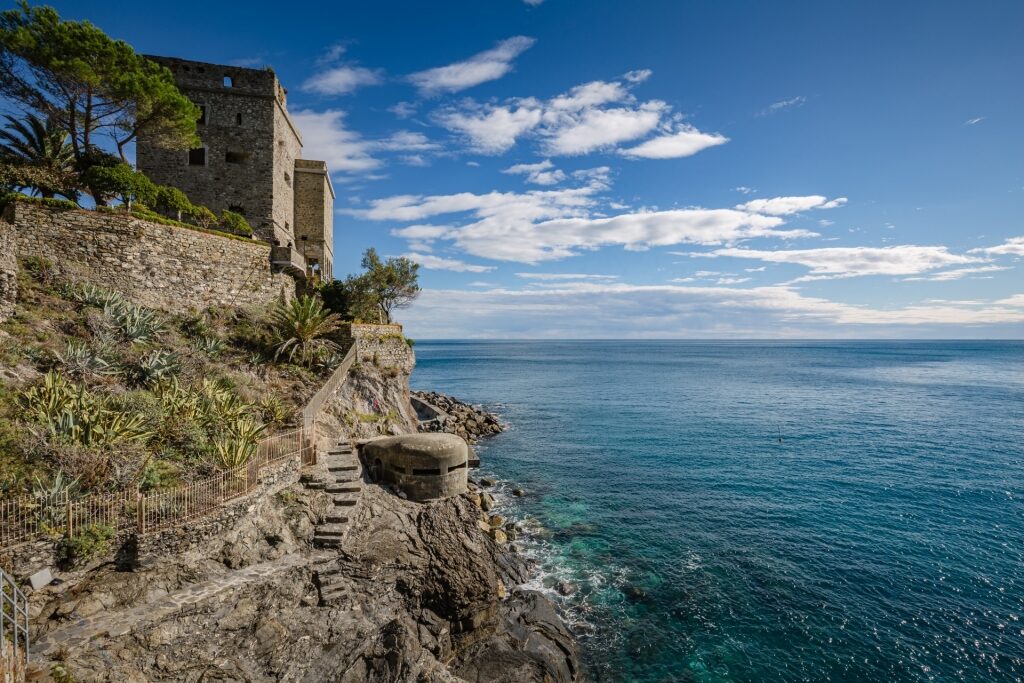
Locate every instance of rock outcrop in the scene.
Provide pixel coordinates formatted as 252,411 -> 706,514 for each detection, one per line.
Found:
26,482 -> 577,682
412,391 -> 504,444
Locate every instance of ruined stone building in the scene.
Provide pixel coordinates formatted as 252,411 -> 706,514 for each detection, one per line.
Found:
136,57 -> 334,281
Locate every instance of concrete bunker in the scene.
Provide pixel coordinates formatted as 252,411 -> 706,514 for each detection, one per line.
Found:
362,433 -> 470,502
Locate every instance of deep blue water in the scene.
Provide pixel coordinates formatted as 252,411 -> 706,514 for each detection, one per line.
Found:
411,341 -> 1024,683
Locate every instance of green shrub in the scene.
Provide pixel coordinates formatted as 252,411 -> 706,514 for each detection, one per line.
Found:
55,523 -> 115,569
21,255 -> 54,283
81,163 -> 156,210
154,185 -> 192,221
218,209 -> 252,237
270,295 -> 342,366
188,204 -> 217,229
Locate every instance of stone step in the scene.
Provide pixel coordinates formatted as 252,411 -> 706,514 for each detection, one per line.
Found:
319,573 -> 346,588
327,448 -> 353,455
324,512 -> 350,524
320,587 -> 348,604
314,536 -> 343,548
328,463 -> 358,472
303,480 -> 327,490
332,496 -> 358,507
326,481 -> 359,493
316,523 -> 348,537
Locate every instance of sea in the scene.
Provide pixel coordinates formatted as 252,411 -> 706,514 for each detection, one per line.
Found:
410,340 -> 1024,683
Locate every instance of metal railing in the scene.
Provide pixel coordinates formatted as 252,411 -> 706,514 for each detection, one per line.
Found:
0,567 -> 28,682
0,427 -> 310,548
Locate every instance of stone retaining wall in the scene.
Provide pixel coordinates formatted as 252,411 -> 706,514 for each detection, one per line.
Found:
2,201 -> 295,314
0,220 -> 15,321
343,323 -> 415,373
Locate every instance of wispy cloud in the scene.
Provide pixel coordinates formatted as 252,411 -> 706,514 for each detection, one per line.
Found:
964,117 -> 985,126
403,253 -> 495,273
736,195 -> 846,216
970,236 -> 1024,256
290,109 -> 381,172
705,245 -> 984,281
408,36 -> 536,95
435,72 -> 726,158
502,159 -> 567,185
303,45 -> 382,95
758,95 -> 807,117
516,272 -> 620,281
903,265 -> 1010,281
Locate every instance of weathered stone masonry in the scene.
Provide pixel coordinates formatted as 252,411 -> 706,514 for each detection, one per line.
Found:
0,220 -> 15,321
3,201 -> 295,314
342,323 -> 415,372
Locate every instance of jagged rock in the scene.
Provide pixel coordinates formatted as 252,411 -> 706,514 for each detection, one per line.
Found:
480,492 -> 495,512
480,478 -> 497,488
556,581 -> 577,596
512,488 -> 525,497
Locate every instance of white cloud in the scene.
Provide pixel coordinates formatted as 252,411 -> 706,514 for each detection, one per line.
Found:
502,159 -> 567,185
523,0 -> 544,5
736,195 -> 847,216
970,237 -> 1024,256
403,253 -> 494,273
516,272 -> 620,281
434,74 -> 724,159
716,277 -> 751,285
437,102 -> 543,153
302,65 -> 382,95
734,186 -> 756,195
542,101 -> 666,155
620,125 -> 729,159
708,245 -> 984,281
903,265 -> 1011,281
399,282 -> 1024,339
998,294 -> 1024,307
291,109 -> 381,172
758,96 -> 807,116
371,130 -> 440,152
350,176 -> 818,263
964,117 -> 985,125
623,69 -> 653,83
388,101 -> 417,119
409,36 -> 536,95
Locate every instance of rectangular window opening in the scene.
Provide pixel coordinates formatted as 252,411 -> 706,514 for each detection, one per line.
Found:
447,462 -> 467,472
236,113 -> 242,125
197,105 -> 207,125
412,468 -> 442,476
223,75 -> 233,88
225,150 -> 250,164
188,147 -> 206,166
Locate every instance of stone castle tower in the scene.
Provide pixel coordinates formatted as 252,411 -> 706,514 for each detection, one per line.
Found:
136,57 -> 334,281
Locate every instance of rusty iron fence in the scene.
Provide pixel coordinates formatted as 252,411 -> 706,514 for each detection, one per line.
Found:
0,427 -> 311,549
0,566 -> 29,682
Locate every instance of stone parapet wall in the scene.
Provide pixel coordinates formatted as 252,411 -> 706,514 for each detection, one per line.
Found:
0,220 -> 15,321
343,323 -> 415,373
3,201 -> 295,314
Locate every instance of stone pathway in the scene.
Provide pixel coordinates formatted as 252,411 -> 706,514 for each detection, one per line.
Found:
301,440 -> 362,550
32,552 -> 328,657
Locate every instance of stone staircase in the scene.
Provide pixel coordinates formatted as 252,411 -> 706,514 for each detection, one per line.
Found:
300,440 -> 362,549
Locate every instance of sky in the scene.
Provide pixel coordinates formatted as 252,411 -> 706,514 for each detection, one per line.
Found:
49,0 -> 1024,338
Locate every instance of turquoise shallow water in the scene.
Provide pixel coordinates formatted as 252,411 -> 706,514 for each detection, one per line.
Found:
411,341 -> 1024,683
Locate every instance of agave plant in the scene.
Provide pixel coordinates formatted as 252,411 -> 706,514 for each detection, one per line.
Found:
54,341 -> 118,380
21,371 -> 152,446
31,468 -> 80,501
257,394 -> 290,426
270,295 -> 342,366
72,284 -> 124,310
193,335 -> 226,357
154,379 -> 204,422
213,416 -> 267,470
133,350 -> 180,387
104,300 -> 164,343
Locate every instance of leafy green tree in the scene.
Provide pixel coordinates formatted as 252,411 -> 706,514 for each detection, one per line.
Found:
360,248 -> 420,323
0,112 -> 75,198
0,2 -> 199,163
319,275 -> 379,322
270,295 -> 343,366
81,163 -> 155,210
154,185 -> 191,221
218,209 -> 252,236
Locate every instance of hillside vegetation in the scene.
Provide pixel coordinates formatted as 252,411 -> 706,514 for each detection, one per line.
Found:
0,258 -> 343,497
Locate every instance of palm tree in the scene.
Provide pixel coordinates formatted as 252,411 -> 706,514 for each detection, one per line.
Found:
271,295 -> 343,366
0,113 -> 76,198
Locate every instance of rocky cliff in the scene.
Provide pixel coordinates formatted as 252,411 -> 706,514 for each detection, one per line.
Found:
25,364 -> 579,683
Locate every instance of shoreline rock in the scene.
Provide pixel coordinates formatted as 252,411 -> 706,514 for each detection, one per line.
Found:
412,390 -> 504,444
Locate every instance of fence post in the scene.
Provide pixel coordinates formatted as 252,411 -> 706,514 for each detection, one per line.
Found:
136,492 -> 145,535
66,496 -> 73,539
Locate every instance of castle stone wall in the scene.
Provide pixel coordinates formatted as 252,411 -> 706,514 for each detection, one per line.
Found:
0,220 -> 16,321
294,160 -> 334,281
3,201 -> 295,314
137,57 -> 300,246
